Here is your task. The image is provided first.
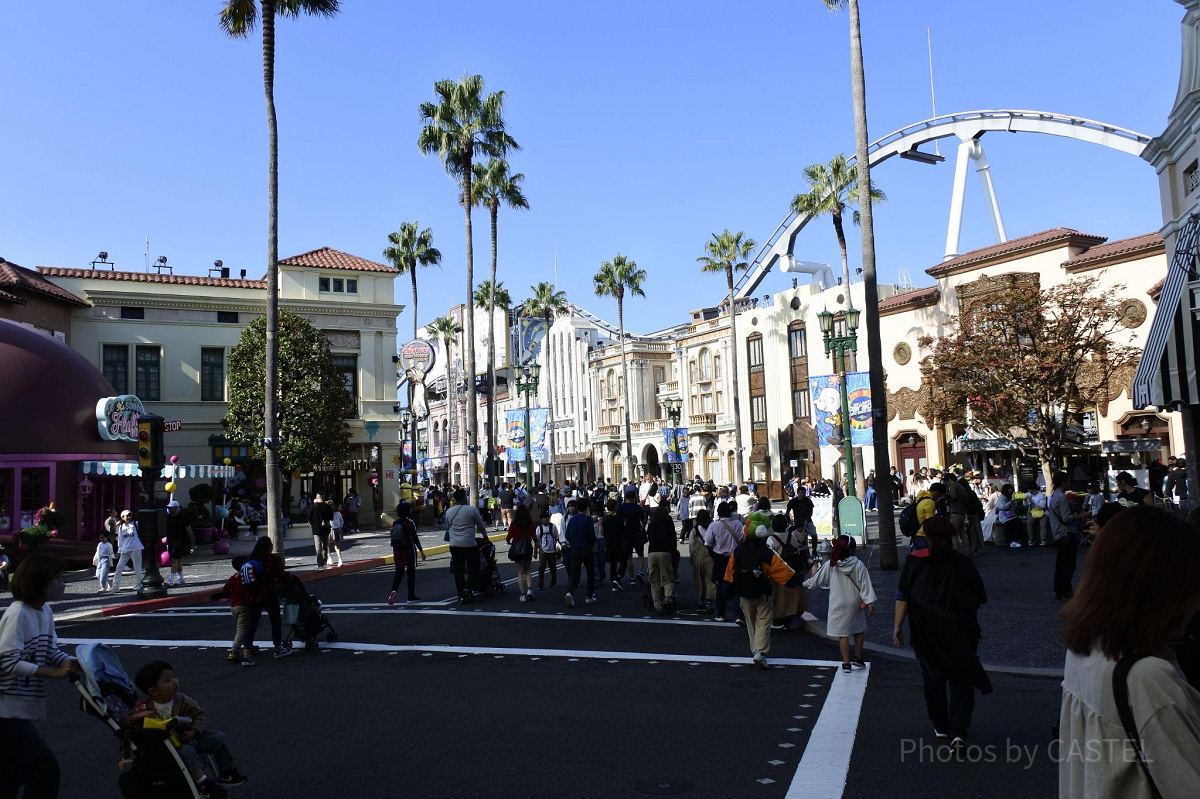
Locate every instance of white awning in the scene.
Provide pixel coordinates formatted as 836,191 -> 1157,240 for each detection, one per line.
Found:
165,464 -> 237,480
79,461 -> 141,477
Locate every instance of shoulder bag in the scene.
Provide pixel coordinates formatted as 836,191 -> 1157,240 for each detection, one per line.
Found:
1112,656 -> 1163,799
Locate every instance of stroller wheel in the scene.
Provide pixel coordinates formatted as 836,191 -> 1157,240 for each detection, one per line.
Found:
326,631 -> 337,643
305,639 -> 319,651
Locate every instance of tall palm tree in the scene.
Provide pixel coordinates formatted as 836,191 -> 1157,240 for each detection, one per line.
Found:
472,279 -> 512,482
824,0 -> 898,568
220,0 -> 340,550
472,159 -> 528,481
697,230 -> 757,485
524,282 -> 569,480
593,257 -> 646,479
790,153 -> 885,290
428,314 -> 463,468
418,75 -> 518,505
383,222 -> 443,340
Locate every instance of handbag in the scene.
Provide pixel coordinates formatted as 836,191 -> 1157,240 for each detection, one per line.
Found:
508,537 -> 532,561
1113,657 -> 1162,798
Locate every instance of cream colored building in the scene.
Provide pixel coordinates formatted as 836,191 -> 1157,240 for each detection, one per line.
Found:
39,248 -> 404,531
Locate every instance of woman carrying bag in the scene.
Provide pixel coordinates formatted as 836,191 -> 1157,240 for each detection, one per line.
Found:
506,504 -> 537,601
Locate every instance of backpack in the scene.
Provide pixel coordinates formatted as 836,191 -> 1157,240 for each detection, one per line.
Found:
390,518 -> 415,548
965,489 -> 985,517
730,546 -> 771,598
898,499 -> 930,538
770,532 -> 807,574
239,559 -> 263,588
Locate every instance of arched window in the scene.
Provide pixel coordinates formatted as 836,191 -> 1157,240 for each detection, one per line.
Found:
699,348 -> 712,381
606,369 -> 615,398
433,421 -> 440,450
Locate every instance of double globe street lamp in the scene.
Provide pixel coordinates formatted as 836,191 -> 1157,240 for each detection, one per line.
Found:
663,396 -> 683,485
516,362 -> 541,485
817,303 -> 861,498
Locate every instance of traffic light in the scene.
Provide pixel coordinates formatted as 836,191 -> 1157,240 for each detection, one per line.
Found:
137,414 -> 164,471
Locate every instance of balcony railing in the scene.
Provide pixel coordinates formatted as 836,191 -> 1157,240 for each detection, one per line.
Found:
633,419 -> 663,434
657,380 -> 680,395
596,424 -> 620,438
689,413 -> 718,426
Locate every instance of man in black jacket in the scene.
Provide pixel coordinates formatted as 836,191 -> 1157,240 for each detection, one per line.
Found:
308,494 -> 333,570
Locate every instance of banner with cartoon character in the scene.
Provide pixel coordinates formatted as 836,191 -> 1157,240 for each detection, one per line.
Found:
513,317 -> 548,364
809,373 -> 872,447
530,408 -> 549,462
506,410 -> 527,463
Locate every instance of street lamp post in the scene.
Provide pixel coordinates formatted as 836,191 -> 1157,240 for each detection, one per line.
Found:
663,396 -> 683,486
516,362 -> 541,486
399,409 -> 412,485
817,304 -> 861,497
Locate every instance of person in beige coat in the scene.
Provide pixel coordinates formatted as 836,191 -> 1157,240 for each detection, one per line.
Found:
1058,506 -> 1200,799
689,509 -> 714,612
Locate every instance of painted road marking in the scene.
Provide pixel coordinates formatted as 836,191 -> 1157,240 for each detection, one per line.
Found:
785,666 -> 870,799
145,606 -> 734,628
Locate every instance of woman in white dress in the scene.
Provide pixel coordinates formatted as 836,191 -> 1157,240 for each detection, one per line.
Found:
980,485 -> 1000,544
805,535 -> 876,672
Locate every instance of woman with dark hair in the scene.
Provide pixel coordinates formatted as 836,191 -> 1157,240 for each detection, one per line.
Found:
0,553 -> 78,798
387,503 -> 426,606
506,504 -> 537,601
242,537 -> 292,661
647,503 -> 678,615
1059,506 -> 1200,798
689,509 -> 714,611
892,516 -> 990,751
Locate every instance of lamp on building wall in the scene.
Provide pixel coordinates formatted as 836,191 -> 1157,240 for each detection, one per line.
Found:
78,476 -> 94,498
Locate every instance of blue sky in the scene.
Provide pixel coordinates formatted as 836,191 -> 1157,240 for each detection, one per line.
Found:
0,0 -> 1183,334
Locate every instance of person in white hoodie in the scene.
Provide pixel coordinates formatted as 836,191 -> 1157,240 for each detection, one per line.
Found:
0,552 -> 79,798
92,534 -> 115,593
111,509 -> 144,592
804,535 -> 876,673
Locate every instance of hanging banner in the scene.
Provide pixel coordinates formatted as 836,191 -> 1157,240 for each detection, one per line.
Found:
515,317 -> 548,364
402,441 -> 413,471
675,428 -> 689,462
530,408 -> 549,461
845,372 -> 873,447
809,373 -> 872,448
663,428 -> 679,464
811,493 -> 835,539
506,410 -> 527,464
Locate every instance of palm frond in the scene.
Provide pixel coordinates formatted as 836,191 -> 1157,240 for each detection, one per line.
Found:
276,0 -> 341,19
218,0 -> 258,36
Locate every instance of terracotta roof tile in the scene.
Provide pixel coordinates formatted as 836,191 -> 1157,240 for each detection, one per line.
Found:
0,288 -> 27,304
1062,232 -> 1164,270
0,259 -> 90,306
879,286 -> 939,314
925,228 -> 1107,277
1148,277 -> 1165,299
36,267 -> 266,290
279,247 -> 393,273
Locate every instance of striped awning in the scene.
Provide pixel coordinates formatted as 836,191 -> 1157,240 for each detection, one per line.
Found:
164,464 -> 237,480
79,461 -> 141,477
1134,214 -> 1200,409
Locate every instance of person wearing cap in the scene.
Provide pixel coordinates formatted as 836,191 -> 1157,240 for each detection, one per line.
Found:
111,510 -> 145,592
164,500 -> 194,587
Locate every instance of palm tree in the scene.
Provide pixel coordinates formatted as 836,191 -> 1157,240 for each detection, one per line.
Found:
697,230 -> 757,485
428,314 -> 463,466
593,257 -> 646,479
220,0 -> 341,550
473,279 -> 512,481
790,153 -> 885,290
824,0 -> 898,568
383,222 -> 443,340
418,75 -> 518,505
472,159 -> 528,480
524,282 -> 569,480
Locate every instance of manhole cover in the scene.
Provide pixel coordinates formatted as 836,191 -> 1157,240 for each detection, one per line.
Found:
634,778 -> 694,795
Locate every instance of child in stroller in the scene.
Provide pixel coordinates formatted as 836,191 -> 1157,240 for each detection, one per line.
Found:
470,536 -> 505,599
73,644 -> 245,798
276,573 -> 337,651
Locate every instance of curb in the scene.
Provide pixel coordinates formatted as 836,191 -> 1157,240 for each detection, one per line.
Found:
801,615 -> 1064,678
98,533 -> 508,619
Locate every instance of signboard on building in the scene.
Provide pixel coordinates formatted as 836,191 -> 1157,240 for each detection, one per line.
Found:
399,339 -> 436,374
96,395 -> 144,442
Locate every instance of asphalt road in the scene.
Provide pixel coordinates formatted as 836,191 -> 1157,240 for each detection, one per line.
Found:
44,543 -> 1061,798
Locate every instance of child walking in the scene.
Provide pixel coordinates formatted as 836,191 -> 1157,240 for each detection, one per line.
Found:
804,535 -> 876,672
535,510 -> 559,590
329,503 -> 345,567
216,556 -> 257,666
93,534 -> 115,593
127,660 -> 247,798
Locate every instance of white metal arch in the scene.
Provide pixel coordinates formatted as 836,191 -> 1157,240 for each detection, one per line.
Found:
734,109 -> 1153,299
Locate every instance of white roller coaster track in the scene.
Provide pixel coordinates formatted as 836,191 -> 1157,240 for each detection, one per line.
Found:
733,109 -> 1153,300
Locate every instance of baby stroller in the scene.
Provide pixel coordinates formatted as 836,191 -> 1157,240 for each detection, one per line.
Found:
469,536 -> 505,599
74,643 -> 207,799
277,574 -> 337,651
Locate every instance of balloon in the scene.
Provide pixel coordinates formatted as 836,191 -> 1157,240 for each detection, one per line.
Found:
160,551 -> 170,566
170,455 -> 179,464
215,506 -> 229,519
212,540 -> 231,556
164,482 -> 177,493
236,487 -> 246,496
223,457 -> 232,465
161,537 -> 168,544
221,487 -> 230,495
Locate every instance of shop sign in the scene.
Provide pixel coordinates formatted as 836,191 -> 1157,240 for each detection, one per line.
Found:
96,395 -> 144,442
398,339 -> 436,374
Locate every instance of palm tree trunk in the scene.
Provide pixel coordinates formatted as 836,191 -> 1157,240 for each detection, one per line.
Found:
410,263 -> 419,480
848,0 -> 898,569
726,269 -> 744,485
262,0 -> 283,552
545,310 -> 556,482
486,203 -> 498,486
410,264 -> 419,340
832,211 -> 851,290
462,162 -> 479,505
618,294 -> 634,481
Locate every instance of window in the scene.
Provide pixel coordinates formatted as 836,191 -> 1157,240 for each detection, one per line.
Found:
747,335 -> 764,371
346,279 -> 358,294
751,395 -> 767,429
714,356 -> 721,380
201,348 -> 225,402
333,278 -> 344,292
689,360 -> 698,381
333,355 -> 358,417
788,324 -> 808,360
120,307 -> 144,320
1187,161 -> 1200,196
135,346 -> 161,401
102,345 -> 128,394
699,349 -> 712,381
216,311 -> 239,324
654,366 -> 665,386
19,467 -> 49,528
319,277 -> 331,292
793,388 -> 812,420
